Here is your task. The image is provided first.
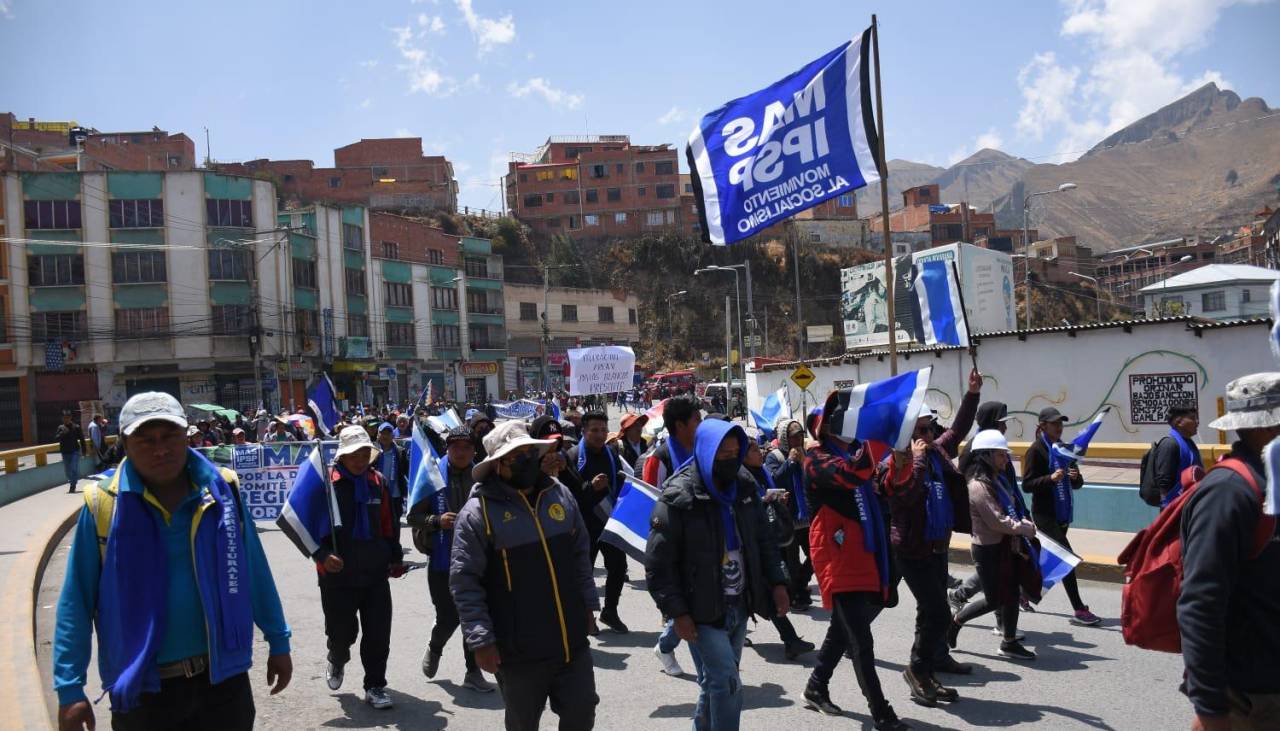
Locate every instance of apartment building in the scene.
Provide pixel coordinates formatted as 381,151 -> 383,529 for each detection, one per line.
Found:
1095,237 -> 1218,311
503,283 -> 639,393
888,184 -> 995,245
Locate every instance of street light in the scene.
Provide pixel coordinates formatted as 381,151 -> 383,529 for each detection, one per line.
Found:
696,267 -> 744,383
1023,182 -> 1078,329
1068,271 -> 1101,323
666,290 -> 688,342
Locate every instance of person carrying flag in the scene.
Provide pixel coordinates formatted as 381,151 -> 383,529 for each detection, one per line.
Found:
566,411 -> 633,634
450,420 -> 600,731
408,426 -> 495,693
54,392 -> 292,731
1021,407 -> 1099,626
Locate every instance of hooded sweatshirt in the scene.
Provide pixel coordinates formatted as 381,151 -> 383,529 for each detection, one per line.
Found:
766,417 -> 809,523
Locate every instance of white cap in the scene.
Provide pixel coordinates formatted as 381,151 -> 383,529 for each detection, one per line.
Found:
119,392 -> 188,436
334,425 -> 381,460
473,419 -> 558,480
970,429 -> 1011,453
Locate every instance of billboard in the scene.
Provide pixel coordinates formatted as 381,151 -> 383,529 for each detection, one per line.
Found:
841,254 -> 914,349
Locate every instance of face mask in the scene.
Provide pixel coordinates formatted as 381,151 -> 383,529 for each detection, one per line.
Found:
712,458 -> 739,484
509,451 -> 543,489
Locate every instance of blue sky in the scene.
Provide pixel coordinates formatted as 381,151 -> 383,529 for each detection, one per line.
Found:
2,0 -> 1277,210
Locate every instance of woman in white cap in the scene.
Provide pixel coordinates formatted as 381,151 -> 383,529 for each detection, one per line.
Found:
946,430 -> 1039,661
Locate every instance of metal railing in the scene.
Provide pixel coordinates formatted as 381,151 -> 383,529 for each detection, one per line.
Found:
2,437 -> 117,474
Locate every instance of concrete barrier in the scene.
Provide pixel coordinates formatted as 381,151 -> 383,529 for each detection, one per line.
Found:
0,458 -> 99,509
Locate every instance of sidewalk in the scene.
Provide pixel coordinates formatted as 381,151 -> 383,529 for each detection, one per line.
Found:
949,526 -> 1132,582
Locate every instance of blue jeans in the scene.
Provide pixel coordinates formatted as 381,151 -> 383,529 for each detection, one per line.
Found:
688,599 -> 748,731
62,450 -> 81,489
658,618 -> 681,654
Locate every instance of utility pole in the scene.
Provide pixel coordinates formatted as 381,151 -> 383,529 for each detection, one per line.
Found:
723,296 -> 732,385
541,263 -> 551,393
744,258 -> 756,361
791,226 -> 805,360
245,241 -> 265,410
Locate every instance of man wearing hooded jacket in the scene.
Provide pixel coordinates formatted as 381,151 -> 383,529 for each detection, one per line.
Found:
645,419 -> 791,731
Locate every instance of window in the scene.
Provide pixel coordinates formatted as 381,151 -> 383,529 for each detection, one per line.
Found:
28,254 -> 85,286
656,183 -> 676,199
108,199 -> 164,228
568,215 -> 580,230
0,299 -> 6,343
598,306 -> 614,323
381,241 -> 400,259
469,324 -> 496,349
346,314 -> 370,337
809,231 -> 822,243
615,212 -> 627,224
585,214 -> 599,226
615,163 -> 624,175
205,199 -> 253,227
1242,289 -> 1253,303
467,290 -> 496,314
24,200 -> 82,229
638,186 -> 647,197
591,164 -> 608,179
328,177 -> 342,188
210,305 -> 251,335
547,217 -> 561,228
431,286 -> 458,310
207,249 -> 252,280
519,302 -> 538,321
372,166 -> 390,179
560,168 -> 578,180
464,257 -> 489,278
433,323 -> 460,347
628,308 -> 637,324
292,259 -> 318,289
1202,291 -> 1226,312
564,190 -> 580,204
536,169 -> 555,182
296,309 -> 319,336
585,189 -> 598,203
545,193 -> 555,203
685,183 -> 694,193
385,322 -> 415,347
111,251 -> 166,283
655,160 -> 675,176
115,307 -> 168,339
344,268 -> 366,295
665,209 -> 675,224
385,281 -> 413,307
31,311 -> 86,341
646,211 -> 664,226
524,194 -> 543,208
342,223 -> 363,251
838,194 -> 854,207
635,162 -> 645,174
606,187 -> 621,202
561,304 -> 578,322
428,249 -> 444,265
519,173 -> 528,183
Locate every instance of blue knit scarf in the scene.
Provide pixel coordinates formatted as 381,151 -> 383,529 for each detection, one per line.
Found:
100,450 -> 252,712
826,440 -> 890,596
1044,434 -> 1074,524
1161,428 -> 1205,508
704,464 -> 741,552
334,463 -> 373,540
924,451 -> 955,541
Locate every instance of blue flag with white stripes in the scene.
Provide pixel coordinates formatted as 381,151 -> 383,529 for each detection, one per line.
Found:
829,368 -> 932,451
911,260 -> 970,348
277,446 -> 341,558
686,28 -> 882,245
601,476 -> 661,562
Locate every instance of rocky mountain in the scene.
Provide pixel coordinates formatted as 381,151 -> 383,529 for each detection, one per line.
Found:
932,148 -> 1034,212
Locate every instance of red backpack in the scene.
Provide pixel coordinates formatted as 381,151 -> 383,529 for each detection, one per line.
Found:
1117,458 -> 1274,653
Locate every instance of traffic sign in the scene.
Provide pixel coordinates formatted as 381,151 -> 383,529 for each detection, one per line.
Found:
790,365 -> 816,391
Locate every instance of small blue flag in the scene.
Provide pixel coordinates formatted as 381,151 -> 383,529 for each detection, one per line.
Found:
911,260 -> 970,347
277,446 -> 341,558
601,476 -> 661,562
307,373 -> 340,437
1053,406 -> 1111,462
1039,533 -> 1082,592
407,413 -> 448,515
750,386 -> 791,440
829,368 -> 932,451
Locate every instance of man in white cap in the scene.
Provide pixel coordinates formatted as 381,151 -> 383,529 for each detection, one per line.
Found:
317,425 -> 406,710
53,392 -> 292,731
1178,373 -> 1280,730
450,419 -> 600,730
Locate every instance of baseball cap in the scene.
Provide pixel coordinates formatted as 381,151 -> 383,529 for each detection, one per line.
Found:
1038,407 -> 1068,423
119,392 -> 188,436
377,421 -> 395,433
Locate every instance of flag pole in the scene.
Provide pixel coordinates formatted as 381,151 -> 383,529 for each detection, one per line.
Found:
871,14 -> 897,376
317,438 -> 339,556
949,260 -> 980,373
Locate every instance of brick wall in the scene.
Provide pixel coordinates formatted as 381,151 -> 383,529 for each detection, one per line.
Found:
370,212 -> 461,266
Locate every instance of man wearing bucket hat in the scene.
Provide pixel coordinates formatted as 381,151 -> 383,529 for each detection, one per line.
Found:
450,420 -> 600,730
316,425 -> 406,710
1179,373 -> 1280,730
53,392 -> 292,731
616,412 -> 649,469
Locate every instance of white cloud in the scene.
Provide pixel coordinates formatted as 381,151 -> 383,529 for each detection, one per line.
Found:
390,24 -> 455,95
359,98 -> 372,109
974,128 -> 1004,151
1015,0 -> 1250,158
455,0 -> 515,54
359,59 -> 379,68
0,1 -> 13,19
507,77 -> 583,109
417,13 -> 445,33
394,128 -> 413,138
657,106 -> 686,125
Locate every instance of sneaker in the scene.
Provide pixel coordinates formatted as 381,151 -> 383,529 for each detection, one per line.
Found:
948,588 -> 967,614
326,661 -> 344,691
598,608 -> 630,634
903,668 -> 936,707
462,670 -> 495,693
872,701 -> 910,731
654,644 -> 684,676
992,626 -> 1026,641
999,641 -> 1037,661
784,638 -> 816,660
803,685 -> 843,715
364,687 -> 393,709
422,649 -> 441,679
1071,607 -> 1102,626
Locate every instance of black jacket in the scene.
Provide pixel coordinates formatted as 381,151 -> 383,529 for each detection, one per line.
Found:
645,460 -> 789,626
565,442 -> 627,533
316,468 -> 403,588
1021,436 -> 1084,523
1178,442 -> 1280,717
1152,434 -> 1199,502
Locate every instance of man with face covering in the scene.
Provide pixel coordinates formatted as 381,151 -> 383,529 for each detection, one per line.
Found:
450,420 -> 599,731
565,412 -> 633,633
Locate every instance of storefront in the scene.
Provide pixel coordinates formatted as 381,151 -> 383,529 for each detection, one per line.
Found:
332,360 -> 378,410
516,356 -> 542,393
457,361 -> 499,403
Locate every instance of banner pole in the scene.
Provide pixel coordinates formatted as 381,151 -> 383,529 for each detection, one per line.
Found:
871,15 -> 897,375
949,260 -> 980,372
318,438 -> 339,556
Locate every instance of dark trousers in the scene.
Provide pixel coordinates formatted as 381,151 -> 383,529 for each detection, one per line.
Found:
1034,517 -> 1086,611
954,543 -> 1021,641
496,648 -> 597,731
810,592 -> 886,709
588,539 -> 628,612
321,579 -> 393,689
771,615 -> 799,644
896,551 -> 952,676
786,526 -> 813,599
427,569 -> 477,672
112,671 -> 253,731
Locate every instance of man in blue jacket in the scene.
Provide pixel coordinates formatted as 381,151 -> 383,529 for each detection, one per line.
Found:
53,391 -> 292,731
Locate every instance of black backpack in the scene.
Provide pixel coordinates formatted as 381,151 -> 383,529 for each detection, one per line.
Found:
1138,439 -> 1164,507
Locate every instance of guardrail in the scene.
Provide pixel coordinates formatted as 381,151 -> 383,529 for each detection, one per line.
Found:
1,437 -> 117,474
1003,441 -> 1231,462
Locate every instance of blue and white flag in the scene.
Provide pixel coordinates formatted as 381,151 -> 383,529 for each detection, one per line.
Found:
750,386 -> 791,439
276,446 -> 341,558
493,399 -> 541,421
407,413 -> 448,514
1038,533 -> 1082,592
686,28 -> 881,245
307,373 -> 340,437
600,476 -> 661,562
1053,406 -> 1111,462
911,260 -> 969,347
829,368 -> 931,451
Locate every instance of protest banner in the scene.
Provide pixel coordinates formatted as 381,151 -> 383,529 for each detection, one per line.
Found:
567,345 -> 636,396
204,441 -> 342,521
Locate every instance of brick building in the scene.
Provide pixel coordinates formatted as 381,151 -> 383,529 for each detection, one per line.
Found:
504,135 -> 683,239
888,184 -> 995,245
1,114 -> 196,173
1217,207 -> 1277,268
1020,235 -> 1096,286
1095,237 -> 1217,311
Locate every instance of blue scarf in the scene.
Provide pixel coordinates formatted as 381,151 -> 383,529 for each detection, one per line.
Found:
1161,429 -> 1205,508
334,463 -> 373,540
577,443 -> 620,498
100,450 -> 252,712
924,451 -> 955,541
826,440 -> 890,595
705,464 -> 741,552
994,473 -> 1038,560
668,437 -> 693,475
1044,434 -> 1074,524
429,455 -> 455,571
782,447 -> 811,521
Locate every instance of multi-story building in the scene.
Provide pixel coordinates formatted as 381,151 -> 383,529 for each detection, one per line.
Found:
1139,264 -> 1278,320
504,135 -> 683,239
1,114 -> 198,173
1020,235 -> 1096,286
0,170 -> 21,443
503,283 -> 640,393
217,137 -> 458,213
888,184 -> 995,245
1217,207 -> 1277,268
1095,237 -> 1218,312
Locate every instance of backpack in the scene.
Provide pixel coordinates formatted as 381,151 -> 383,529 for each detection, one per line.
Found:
1137,440 -> 1162,507
1117,458 -> 1274,653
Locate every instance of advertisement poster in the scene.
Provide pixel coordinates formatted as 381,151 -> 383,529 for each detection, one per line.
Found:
841,255 -> 914,349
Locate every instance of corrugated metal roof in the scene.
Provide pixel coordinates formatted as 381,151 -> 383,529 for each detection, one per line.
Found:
1137,263 -> 1280,292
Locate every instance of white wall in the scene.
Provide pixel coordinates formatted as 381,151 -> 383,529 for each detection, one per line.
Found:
747,319 -> 1273,445
167,171 -> 212,361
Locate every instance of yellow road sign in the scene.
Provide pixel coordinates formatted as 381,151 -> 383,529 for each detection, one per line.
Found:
790,365 -> 816,391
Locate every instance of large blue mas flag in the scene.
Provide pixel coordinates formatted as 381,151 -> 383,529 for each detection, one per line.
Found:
407,414 -> 448,516
307,373 -> 340,437
686,28 -> 881,245
911,260 -> 970,348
